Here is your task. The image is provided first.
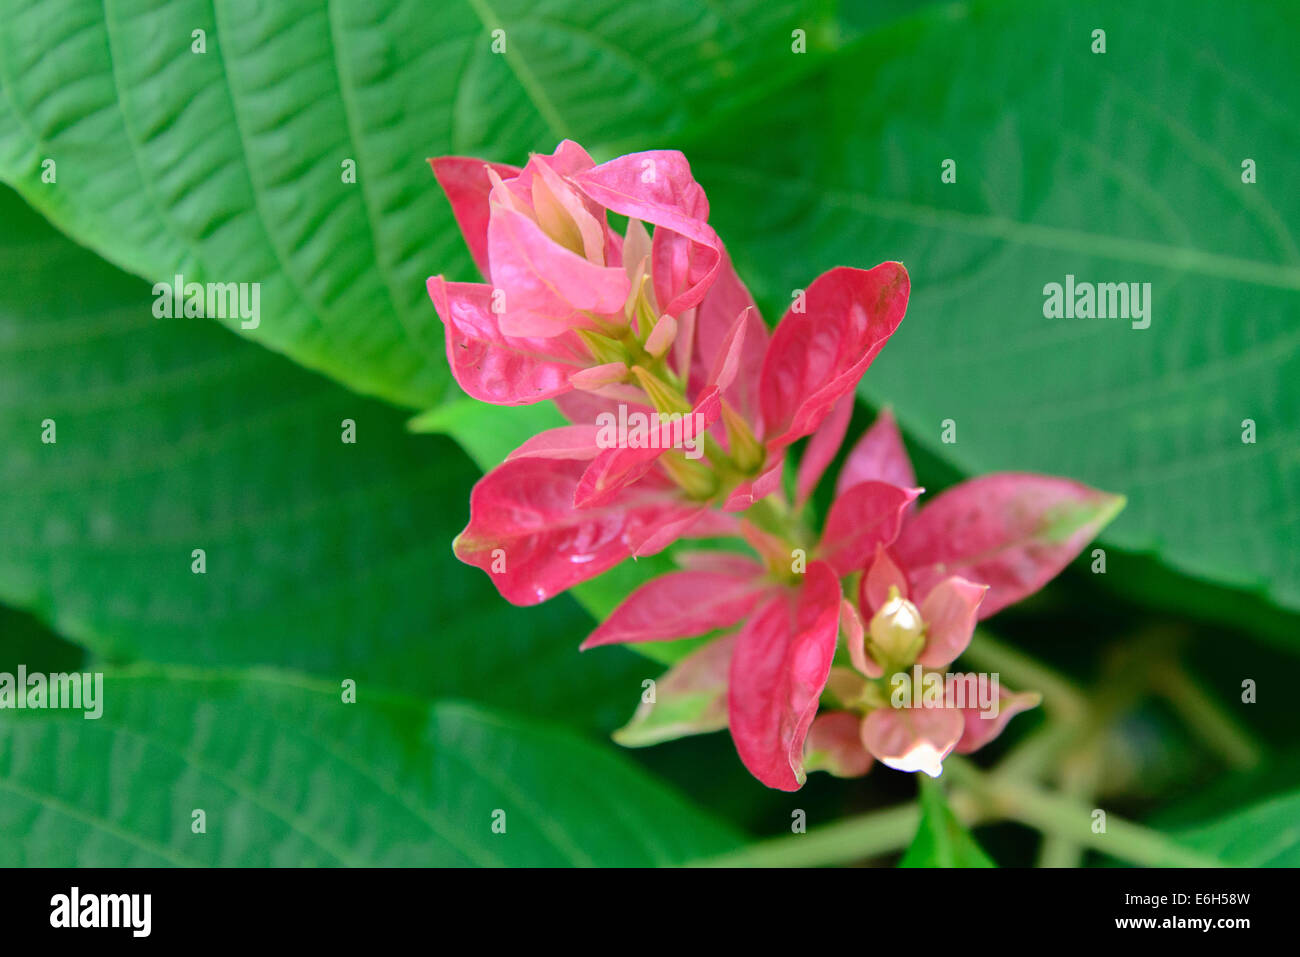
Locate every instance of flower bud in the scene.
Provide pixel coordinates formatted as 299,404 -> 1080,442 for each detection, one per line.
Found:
868,586 -> 925,667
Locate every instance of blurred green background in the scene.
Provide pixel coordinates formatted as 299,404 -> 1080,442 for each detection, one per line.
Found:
0,0 -> 1296,866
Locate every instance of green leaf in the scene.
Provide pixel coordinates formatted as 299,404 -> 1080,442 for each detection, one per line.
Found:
1174,791 -> 1300,867
0,0 -> 817,409
0,666 -> 741,866
899,776 -> 995,867
691,0 -> 1300,613
0,187 -> 646,731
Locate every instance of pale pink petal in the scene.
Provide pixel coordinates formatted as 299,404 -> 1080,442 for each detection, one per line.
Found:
429,156 -> 521,277
569,362 -> 628,391
955,687 -> 1042,754
704,307 -> 751,393
818,481 -> 920,577
893,474 -> 1126,617
727,561 -> 841,791
581,570 -> 769,648
575,151 -> 722,316
842,597 -> 883,679
505,425 -> 601,461
804,711 -> 873,778
530,154 -> 606,262
860,705 -> 964,778
487,205 -> 630,337
796,393 -> 853,507
553,389 -> 630,425
759,263 -> 910,451
836,407 -> 917,496
427,276 -> 587,404
613,634 -> 736,747
676,509 -> 743,540
916,577 -> 989,669
861,544 -> 910,615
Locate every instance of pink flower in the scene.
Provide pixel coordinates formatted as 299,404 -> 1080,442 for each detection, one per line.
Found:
428,141 -> 725,405
426,142 -> 1123,791
581,408 -> 1121,789
433,141 -> 912,608
581,475 -> 919,790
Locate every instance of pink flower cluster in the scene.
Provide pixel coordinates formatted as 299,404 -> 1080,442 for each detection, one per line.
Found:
427,141 -> 1122,790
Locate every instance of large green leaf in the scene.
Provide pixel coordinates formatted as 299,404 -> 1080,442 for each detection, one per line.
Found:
689,0 -> 1300,613
0,187 -> 646,730
0,0 -> 815,408
899,776 -> 995,867
0,666 -> 741,865
1174,791 -> 1300,867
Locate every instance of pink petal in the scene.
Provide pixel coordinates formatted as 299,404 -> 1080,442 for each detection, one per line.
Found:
575,386 -> 721,507
427,276 -> 588,404
495,139 -> 599,207
429,156 -> 521,277
955,686 -> 1041,754
629,504 -> 710,557
842,597 -> 883,679
704,307 -> 751,393
676,509 -> 743,541
860,705 -> 964,777
554,390 -> 637,425
727,561 -> 841,791
505,425 -> 601,461
575,151 -> 722,316
836,407 -> 917,496
529,153 -> 606,262
759,263 -> 910,451
721,455 -> 784,512
613,635 -> 736,747
916,577 -> 989,669
688,247 -> 768,424
487,204 -> 630,337
818,481 -> 920,577
796,393 -> 853,507
569,362 -> 628,391
581,570 -> 769,649
861,544 -> 910,615
453,457 -> 697,605
804,711 -> 873,778
893,474 -> 1126,618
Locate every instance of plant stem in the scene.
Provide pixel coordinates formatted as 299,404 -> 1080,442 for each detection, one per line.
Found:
687,802 -> 921,868
1150,659 -> 1263,770
1035,743 -> 1101,868
945,757 -> 1221,868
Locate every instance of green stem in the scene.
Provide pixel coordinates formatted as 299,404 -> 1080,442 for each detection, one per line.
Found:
687,803 -> 921,868
1035,743 -> 1101,868
1150,660 -> 1263,770
945,757 -> 1220,868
